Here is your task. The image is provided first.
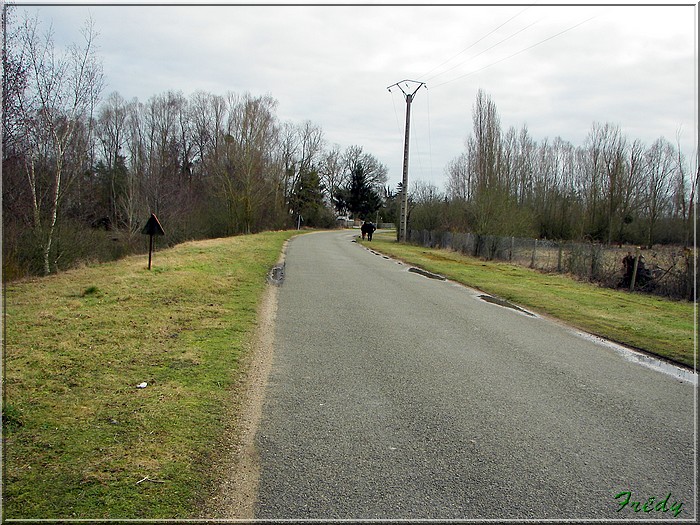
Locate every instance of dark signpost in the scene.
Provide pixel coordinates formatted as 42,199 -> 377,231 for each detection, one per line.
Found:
141,213 -> 165,270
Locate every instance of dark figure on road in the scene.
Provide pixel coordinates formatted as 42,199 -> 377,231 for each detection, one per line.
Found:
361,221 -> 376,241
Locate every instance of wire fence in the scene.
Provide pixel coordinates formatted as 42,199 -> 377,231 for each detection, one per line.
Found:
408,230 -> 696,301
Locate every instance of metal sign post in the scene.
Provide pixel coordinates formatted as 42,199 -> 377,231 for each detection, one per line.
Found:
141,213 -> 165,270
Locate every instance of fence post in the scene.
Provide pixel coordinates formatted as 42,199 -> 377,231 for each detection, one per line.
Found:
630,247 -> 641,292
590,243 -> 601,280
557,243 -> 563,273
687,249 -> 695,301
510,236 -> 514,262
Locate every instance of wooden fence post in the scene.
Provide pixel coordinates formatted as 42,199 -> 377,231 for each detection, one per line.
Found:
509,236 -> 514,262
557,243 -> 563,273
630,247 -> 641,292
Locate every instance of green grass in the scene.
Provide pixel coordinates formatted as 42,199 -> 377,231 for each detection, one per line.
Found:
2,230 -> 298,519
364,232 -> 696,368
3,228 -> 696,519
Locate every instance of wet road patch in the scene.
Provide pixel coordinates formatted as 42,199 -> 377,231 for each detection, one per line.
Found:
479,294 -> 535,317
268,263 -> 285,286
408,267 -> 447,280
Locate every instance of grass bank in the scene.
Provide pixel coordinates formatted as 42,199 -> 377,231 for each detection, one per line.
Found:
2,230 -> 298,519
363,232 -> 695,368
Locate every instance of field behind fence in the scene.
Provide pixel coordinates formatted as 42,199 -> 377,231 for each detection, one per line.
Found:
408,230 -> 696,301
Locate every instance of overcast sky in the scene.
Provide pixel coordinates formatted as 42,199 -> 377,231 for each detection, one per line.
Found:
13,1 -> 698,190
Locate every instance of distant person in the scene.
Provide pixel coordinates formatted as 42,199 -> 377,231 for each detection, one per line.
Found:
367,222 -> 376,241
361,221 -> 376,241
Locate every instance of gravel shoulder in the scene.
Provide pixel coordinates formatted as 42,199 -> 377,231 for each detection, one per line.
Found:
204,242 -> 287,518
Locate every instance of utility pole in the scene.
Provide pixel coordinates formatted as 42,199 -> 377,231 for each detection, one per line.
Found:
387,80 -> 426,242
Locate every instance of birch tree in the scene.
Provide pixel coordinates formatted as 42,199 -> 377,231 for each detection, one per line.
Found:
17,14 -> 104,274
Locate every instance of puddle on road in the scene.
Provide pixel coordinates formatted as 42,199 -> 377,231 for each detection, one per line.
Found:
479,294 -> 535,317
268,264 -> 285,286
408,267 -> 447,281
576,331 -> 697,385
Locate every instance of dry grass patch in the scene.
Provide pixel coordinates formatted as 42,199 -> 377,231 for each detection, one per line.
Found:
3,231 -> 299,519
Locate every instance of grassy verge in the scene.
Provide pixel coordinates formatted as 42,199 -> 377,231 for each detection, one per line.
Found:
363,232 -> 695,368
2,230 -> 299,519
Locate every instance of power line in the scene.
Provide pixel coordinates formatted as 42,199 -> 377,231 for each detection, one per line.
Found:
430,14 -> 597,89
410,91 -> 435,182
390,89 -> 403,136
424,17 -> 543,84
418,4 -> 533,82
426,86 -> 433,181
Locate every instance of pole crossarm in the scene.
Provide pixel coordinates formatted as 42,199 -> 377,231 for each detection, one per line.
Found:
387,79 -> 426,101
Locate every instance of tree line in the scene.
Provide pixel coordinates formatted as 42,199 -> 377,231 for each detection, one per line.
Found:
2,10 -> 389,278
409,89 -> 697,249
4,10 -> 696,280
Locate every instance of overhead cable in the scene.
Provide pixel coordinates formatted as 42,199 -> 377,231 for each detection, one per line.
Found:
430,15 -> 597,89
424,17 -> 543,84
418,4 -> 533,82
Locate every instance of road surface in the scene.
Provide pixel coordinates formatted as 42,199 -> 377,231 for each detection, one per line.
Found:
254,230 -> 696,520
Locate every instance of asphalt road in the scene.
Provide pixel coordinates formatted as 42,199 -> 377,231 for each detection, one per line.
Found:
254,230 -> 696,520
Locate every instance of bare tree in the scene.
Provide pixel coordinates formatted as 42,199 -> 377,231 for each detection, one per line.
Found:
579,123 -> 605,236
278,120 -> 301,204
342,145 -> 388,190
672,133 -> 697,247
445,151 -> 470,201
94,91 -> 129,226
2,4 -> 27,160
297,120 -> 325,172
96,92 -> 128,169
121,97 -> 147,236
467,90 -> 531,238
599,123 -> 628,244
16,14 -> 104,274
2,4 -> 32,252
188,90 -> 226,179
279,120 -> 325,211
615,138 -> 644,242
471,89 -> 502,193
215,92 -> 280,234
410,180 -> 444,231
319,143 -> 344,208
514,125 -> 535,205
643,137 -> 676,247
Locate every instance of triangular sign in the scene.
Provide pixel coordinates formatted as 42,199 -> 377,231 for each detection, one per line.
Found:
141,213 -> 165,236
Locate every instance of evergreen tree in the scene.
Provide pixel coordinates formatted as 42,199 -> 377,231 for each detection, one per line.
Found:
343,163 -> 382,219
290,167 -> 332,227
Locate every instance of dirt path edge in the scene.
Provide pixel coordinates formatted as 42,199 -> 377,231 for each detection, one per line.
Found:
204,240 -> 288,519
